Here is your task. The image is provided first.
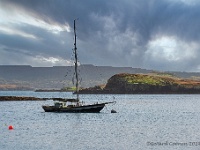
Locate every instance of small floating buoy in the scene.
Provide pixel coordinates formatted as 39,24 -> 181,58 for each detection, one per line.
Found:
8,125 -> 14,130
111,109 -> 117,113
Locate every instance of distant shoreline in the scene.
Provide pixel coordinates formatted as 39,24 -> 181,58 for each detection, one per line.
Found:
0,94 -> 200,101
35,89 -> 74,92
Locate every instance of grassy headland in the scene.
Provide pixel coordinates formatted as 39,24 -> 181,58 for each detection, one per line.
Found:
79,73 -> 200,94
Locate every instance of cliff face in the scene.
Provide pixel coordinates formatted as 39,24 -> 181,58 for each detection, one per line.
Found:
79,73 -> 200,94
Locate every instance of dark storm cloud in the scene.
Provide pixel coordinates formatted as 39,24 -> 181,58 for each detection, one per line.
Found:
0,24 -> 68,56
1,0 -> 200,71
1,0 -> 115,40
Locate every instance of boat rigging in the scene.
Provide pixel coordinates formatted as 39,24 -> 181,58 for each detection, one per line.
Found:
42,19 -> 115,113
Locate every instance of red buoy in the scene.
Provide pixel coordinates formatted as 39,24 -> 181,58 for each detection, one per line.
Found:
8,125 -> 14,130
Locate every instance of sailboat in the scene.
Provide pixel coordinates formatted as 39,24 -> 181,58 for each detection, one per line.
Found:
42,20 -> 115,113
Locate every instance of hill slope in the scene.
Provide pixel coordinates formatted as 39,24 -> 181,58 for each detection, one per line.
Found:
0,65 -> 200,90
0,65 -> 154,90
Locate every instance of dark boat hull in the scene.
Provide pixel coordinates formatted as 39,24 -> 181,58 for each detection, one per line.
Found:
42,103 -> 105,113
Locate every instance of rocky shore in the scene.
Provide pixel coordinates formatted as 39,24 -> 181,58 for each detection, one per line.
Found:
0,96 -> 47,101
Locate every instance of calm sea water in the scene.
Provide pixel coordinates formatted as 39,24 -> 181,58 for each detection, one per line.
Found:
1,91 -> 200,150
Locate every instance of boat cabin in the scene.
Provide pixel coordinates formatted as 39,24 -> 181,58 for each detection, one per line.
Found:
54,101 -> 66,108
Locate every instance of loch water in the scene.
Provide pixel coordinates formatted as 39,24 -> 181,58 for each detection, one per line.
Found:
1,91 -> 200,150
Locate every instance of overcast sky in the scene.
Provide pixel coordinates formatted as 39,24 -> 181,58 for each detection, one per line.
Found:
0,0 -> 200,72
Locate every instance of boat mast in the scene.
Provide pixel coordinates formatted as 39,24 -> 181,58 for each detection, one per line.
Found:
74,19 -> 79,101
